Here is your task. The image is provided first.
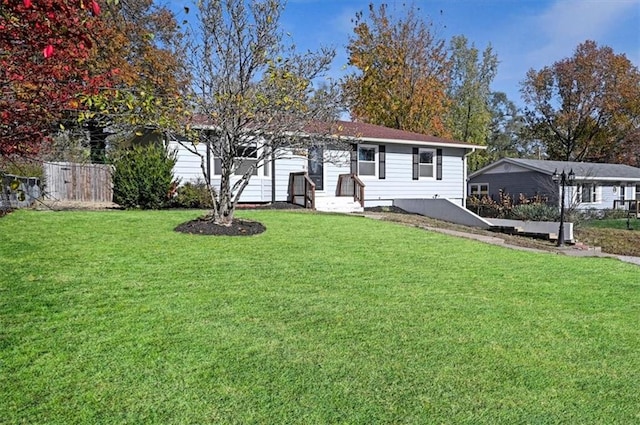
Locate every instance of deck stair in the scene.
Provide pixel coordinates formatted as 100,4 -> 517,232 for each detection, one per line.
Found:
315,196 -> 364,213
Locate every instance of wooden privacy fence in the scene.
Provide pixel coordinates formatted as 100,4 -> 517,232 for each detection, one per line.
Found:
43,162 -> 113,202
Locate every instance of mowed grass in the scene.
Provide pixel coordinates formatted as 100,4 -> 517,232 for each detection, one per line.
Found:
577,217 -> 640,256
1,210 -> 640,424
583,217 -> 639,230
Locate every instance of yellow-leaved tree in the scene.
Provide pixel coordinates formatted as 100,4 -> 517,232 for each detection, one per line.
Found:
342,2 -> 452,137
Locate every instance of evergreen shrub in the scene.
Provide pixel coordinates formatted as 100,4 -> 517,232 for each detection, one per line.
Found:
172,179 -> 213,209
111,144 -> 178,209
510,203 -> 559,221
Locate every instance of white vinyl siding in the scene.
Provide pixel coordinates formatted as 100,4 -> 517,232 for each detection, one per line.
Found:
365,145 -> 466,205
169,139 -> 468,205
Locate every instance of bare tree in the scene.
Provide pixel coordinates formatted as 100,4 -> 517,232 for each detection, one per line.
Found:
180,0 -> 341,226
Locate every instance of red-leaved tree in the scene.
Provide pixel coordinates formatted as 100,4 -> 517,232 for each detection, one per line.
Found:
0,0 -> 113,157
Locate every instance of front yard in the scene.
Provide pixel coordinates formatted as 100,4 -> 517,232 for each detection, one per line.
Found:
1,210 -> 639,423
575,217 -> 640,256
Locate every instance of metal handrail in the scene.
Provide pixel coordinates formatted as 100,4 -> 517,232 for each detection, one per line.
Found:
613,199 -> 640,217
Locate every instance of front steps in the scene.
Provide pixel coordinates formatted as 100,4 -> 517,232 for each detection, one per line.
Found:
315,196 -> 364,213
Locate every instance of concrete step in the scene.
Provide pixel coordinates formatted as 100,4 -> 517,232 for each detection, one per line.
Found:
315,196 -> 364,213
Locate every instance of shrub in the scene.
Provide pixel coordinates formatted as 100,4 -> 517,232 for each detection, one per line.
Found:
111,144 -> 179,209
0,157 -> 44,181
172,179 -> 213,209
601,208 -> 631,220
468,190 -> 561,221
466,190 -> 514,218
510,203 -> 559,221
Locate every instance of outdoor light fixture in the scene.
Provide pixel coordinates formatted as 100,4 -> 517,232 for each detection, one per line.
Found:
552,168 -> 575,247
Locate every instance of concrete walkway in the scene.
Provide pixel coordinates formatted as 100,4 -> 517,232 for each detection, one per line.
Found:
364,213 -> 640,267
429,225 -> 640,266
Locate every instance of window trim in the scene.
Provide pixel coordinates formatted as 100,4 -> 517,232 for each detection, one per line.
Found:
470,183 -> 489,197
212,142 -> 269,178
576,183 -> 600,204
357,144 -> 378,178
418,148 -> 436,179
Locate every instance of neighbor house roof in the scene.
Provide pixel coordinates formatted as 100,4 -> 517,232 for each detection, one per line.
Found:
470,158 -> 640,181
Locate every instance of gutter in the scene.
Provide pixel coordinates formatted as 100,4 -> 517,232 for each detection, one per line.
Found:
462,148 -> 477,208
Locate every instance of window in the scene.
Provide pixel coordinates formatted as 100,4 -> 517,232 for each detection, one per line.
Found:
413,148 -> 442,181
418,148 -> 435,178
577,183 -> 599,203
358,145 -> 377,176
234,145 -> 258,176
470,183 -> 489,197
213,143 -> 264,176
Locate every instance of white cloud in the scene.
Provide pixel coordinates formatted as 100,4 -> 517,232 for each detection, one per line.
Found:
527,0 -> 639,65
489,0 -> 639,105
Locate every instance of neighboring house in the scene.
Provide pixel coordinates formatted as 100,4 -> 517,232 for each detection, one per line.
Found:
468,158 -> 640,210
169,120 -> 485,209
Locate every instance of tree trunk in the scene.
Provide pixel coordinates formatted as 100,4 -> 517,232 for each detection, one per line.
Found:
208,167 -> 236,226
87,120 -> 108,164
213,198 -> 235,226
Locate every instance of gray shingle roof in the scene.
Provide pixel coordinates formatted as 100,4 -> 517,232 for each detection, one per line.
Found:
503,158 -> 640,180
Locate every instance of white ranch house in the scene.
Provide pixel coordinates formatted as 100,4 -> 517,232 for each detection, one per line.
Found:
169,121 -> 485,212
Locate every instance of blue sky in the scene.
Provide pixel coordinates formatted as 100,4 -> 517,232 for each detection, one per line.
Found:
173,0 -> 640,108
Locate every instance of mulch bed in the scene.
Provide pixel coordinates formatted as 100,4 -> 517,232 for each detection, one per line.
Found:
174,202 -> 304,236
175,217 -> 266,236
364,205 -> 412,214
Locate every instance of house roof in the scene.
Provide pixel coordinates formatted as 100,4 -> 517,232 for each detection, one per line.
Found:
323,121 -> 486,150
470,158 -> 640,181
191,115 -> 485,150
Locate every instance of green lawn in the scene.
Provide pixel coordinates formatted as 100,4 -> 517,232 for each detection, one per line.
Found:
583,217 -> 638,230
2,210 -> 640,424
576,217 -> 640,256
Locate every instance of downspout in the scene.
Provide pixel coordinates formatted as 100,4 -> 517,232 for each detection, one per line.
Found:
206,138 -> 211,186
462,148 -> 476,208
271,153 -> 276,203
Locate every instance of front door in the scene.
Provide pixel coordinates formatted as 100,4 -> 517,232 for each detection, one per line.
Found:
308,146 -> 324,191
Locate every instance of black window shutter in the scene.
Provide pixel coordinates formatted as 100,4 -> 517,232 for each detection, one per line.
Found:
379,145 -> 386,179
350,143 -> 358,174
412,148 -> 419,180
436,149 -> 443,180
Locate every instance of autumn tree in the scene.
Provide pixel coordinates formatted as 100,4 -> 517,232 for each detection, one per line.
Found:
0,0 -> 113,158
74,0 -> 189,162
342,2 -> 451,137
485,92 -> 531,161
521,40 -> 640,164
182,0 -> 341,226
446,35 -> 497,170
